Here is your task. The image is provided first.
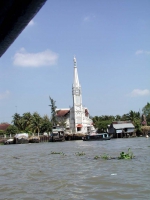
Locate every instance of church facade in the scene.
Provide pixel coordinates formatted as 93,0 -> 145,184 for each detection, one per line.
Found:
56,57 -> 95,134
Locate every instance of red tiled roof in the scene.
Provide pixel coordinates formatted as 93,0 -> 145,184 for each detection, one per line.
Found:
0,123 -> 10,131
56,110 -> 70,117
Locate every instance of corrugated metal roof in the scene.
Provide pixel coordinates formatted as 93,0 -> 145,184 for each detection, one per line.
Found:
113,123 -> 134,129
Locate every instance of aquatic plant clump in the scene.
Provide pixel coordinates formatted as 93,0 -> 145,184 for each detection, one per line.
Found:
75,152 -> 86,156
94,155 -> 100,159
94,154 -> 111,160
118,148 -> 134,159
93,149 -> 134,160
101,153 -> 111,160
49,149 -> 134,160
51,151 -> 65,155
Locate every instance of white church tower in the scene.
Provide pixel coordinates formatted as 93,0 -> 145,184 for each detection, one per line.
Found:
56,57 -> 95,134
72,56 -> 83,132
69,56 -> 95,134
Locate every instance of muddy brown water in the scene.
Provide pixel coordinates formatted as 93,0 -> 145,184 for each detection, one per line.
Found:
0,138 -> 150,200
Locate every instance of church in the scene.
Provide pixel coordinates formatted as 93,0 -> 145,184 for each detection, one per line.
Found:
55,57 -> 95,134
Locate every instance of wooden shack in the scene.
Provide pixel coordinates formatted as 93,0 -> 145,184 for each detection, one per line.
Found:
108,121 -> 135,138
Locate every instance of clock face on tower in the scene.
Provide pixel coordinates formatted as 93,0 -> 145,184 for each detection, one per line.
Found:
73,88 -> 80,96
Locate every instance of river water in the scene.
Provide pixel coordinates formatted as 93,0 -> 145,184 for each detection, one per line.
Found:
0,137 -> 150,200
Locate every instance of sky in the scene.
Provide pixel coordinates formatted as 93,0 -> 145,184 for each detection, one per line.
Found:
0,0 -> 150,123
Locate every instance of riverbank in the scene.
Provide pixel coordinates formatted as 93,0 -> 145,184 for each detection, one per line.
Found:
0,134 -> 148,145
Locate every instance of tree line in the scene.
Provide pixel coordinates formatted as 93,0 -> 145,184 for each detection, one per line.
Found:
0,101 -> 150,135
0,97 -> 55,136
92,103 -> 150,133
0,112 -> 52,136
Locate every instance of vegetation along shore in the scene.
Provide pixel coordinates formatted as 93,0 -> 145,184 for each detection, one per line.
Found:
0,102 -> 150,142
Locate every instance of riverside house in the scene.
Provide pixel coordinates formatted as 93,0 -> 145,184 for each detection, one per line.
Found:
108,121 -> 135,138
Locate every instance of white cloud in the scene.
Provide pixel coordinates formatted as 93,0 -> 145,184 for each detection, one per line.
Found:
28,20 -> 35,26
135,50 -> 144,55
135,50 -> 150,55
83,14 -> 95,22
129,89 -> 150,97
84,16 -> 90,22
0,90 -> 10,100
13,48 -> 58,67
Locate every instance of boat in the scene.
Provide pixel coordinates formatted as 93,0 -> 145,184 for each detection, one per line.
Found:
82,133 -> 111,141
14,133 -> 29,144
49,126 -> 65,142
29,136 -> 40,143
4,138 -> 14,145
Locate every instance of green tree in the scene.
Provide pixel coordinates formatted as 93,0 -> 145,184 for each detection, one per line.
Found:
146,114 -> 150,126
142,103 -> 150,125
30,112 -> 42,134
12,113 -> 23,131
142,102 -> 150,116
22,112 -> 33,131
120,111 -> 140,124
96,120 -> 111,133
92,116 -> 100,128
126,110 -> 140,125
40,115 -> 52,133
6,125 -> 18,135
92,115 -> 114,129
115,115 -> 122,121
0,130 -> 6,136
121,114 -> 128,121
49,96 -> 57,126
134,119 -> 142,136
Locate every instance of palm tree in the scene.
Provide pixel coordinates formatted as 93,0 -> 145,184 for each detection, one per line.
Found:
115,115 -> 122,121
12,113 -> 22,131
30,112 -> 42,135
126,110 -> 139,125
22,112 -> 32,130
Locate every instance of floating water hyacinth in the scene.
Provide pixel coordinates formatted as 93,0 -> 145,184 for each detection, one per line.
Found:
94,155 -> 100,159
51,151 -> 65,155
75,152 -> 86,156
118,148 -> 134,159
101,153 -> 111,160
49,149 -> 134,160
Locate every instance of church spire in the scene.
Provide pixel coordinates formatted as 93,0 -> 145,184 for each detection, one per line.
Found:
73,56 -> 80,87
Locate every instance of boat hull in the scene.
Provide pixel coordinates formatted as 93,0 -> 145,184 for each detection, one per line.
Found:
14,138 -> 29,144
29,136 -> 40,143
82,133 -> 111,141
49,137 -> 65,142
83,137 -> 111,141
4,139 -> 14,145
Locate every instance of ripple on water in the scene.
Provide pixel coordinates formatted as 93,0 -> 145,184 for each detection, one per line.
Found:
0,138 -> 150,199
